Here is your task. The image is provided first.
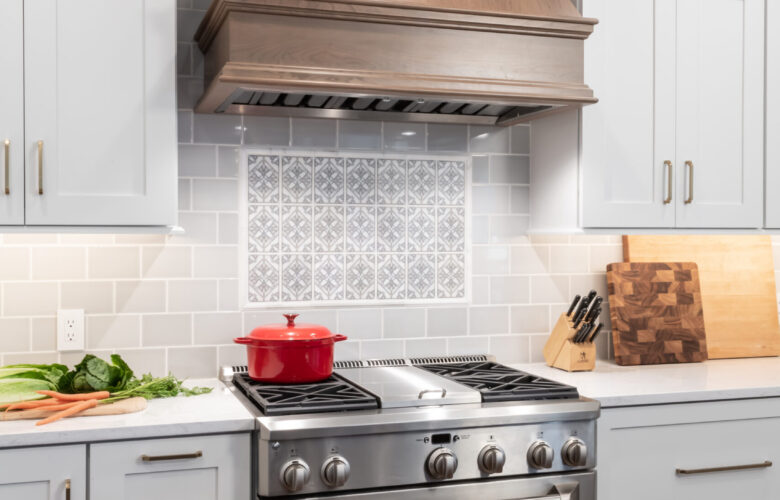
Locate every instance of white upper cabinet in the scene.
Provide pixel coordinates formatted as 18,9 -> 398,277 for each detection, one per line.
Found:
582,0 -> 765,229
0,0 -> 24,225
674,0 -> 764,228
14,0 -> 178,227
582,0 -> 676,228
767,0 -> 780,228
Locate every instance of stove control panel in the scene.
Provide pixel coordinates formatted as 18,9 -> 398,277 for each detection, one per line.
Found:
259,420 -> 595,497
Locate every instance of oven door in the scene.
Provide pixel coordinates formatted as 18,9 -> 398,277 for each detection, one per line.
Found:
290,472 -> 595,500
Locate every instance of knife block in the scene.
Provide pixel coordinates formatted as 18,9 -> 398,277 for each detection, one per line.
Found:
543,313 -> 596,372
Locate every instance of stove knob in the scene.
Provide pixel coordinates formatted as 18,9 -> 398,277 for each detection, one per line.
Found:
561,438 -> 587,467
280,459 -> 310,492
427,448 -> 458,480
478,444 -> 506,474
321,456 -> 350,488
527,441 -> 554,469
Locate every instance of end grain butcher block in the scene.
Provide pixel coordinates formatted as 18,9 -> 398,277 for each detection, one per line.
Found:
624,235 -> 780,359
606,262 -> 707,366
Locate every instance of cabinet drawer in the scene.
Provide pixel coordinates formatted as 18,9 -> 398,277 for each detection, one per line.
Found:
599,398 -> 780,500
90,433 -> 251,500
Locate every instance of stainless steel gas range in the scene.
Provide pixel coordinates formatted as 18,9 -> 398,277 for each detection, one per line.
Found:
221,355 -> 600,500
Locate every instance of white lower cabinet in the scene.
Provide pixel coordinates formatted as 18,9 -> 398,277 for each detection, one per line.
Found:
598,398 -> 780,500
0,444 -> 86,500
90,434 -> 251,500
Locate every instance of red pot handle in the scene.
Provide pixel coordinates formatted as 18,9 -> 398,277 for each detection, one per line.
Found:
234,337 -> 253,345
333,334 -> 347,342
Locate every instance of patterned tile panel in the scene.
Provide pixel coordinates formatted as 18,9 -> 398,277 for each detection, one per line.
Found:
246,152 -> 468,305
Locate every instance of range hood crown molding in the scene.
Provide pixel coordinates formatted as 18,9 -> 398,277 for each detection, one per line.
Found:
194,0 -> 598,126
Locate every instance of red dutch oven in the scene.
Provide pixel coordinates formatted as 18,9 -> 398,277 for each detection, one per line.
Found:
234,314 -> 347,383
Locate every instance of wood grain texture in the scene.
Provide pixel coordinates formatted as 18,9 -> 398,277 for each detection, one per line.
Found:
0,397 -> 147,421
607,262 -> 707,366
624,235 -> 780,359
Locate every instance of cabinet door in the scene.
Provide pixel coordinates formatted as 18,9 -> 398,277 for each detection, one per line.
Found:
598,398 -> 780,500
766,0 -> 780,228
23,0 -> 177,226
0,0 -> 24,225
674,0 -> 764,228
0,445 -> 86,500
581,0 -> 676,228
90,434 -> 251,500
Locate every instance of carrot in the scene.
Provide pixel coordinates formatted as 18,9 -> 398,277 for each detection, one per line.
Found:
28,401 -> 82,412
4,399 -> 64,412
36,390 -> 110,401
35,399 -> 98,426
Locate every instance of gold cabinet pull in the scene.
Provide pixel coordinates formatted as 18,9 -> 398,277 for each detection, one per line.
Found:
37,140 -> 43,195
65,479 -> 71,500
141,450 -> 203,462
663,160 -> 673,204
677,460 -> 771,476
684,160 -> 694,204
3,140 -> 9,195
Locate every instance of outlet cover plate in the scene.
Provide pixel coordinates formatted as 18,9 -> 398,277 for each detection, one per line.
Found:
57,309 -> 85,352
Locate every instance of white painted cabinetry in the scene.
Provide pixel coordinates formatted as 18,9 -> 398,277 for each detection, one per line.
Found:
0,0 -> 177,227
598,398 -> 780,500
0,0 -> 25,226
90,434 -> 251,500
767,0 -> 780,228
0,445 -> 86,500
581,0 -> 764,229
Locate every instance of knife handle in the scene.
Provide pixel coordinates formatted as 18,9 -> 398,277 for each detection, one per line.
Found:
567,295 -> 581,317
573,323 -> 591,344
588,323 -> 604,343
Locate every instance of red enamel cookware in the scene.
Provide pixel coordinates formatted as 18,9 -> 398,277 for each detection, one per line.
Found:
234,314 -> 347,383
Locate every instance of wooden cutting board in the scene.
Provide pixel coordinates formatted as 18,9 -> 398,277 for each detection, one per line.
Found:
0,397 -> 147,421
623,235 -> 780,359
606,262 -> 707,366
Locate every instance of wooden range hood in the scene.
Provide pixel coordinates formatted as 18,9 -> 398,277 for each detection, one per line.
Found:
194,0 -> 598,126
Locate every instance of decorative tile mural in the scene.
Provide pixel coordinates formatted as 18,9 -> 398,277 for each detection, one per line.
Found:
245,152 -> 469,305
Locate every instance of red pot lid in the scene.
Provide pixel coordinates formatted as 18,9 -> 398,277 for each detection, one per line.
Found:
247,314 -> 336,341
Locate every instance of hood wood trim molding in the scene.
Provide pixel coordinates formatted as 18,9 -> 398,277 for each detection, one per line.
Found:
194,0 -> 598,125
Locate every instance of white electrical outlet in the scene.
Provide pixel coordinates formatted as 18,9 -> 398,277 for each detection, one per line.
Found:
57,309 -> 85,352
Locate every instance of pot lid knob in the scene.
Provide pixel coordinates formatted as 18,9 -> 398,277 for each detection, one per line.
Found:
283,313 -> 299,327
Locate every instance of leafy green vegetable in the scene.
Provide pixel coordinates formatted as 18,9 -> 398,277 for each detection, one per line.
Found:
0,378 -> 55,405
0,364 -> 68,387
57,354 -> 134,394
102,374 -> 212,404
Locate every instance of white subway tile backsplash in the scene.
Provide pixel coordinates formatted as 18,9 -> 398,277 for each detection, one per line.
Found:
178,145 -> 217,177
470,306 -> 509,335
338,120 -> 382,150
178,111 -> 193,143
192,179 -> 239,211
469,126 -> 510,153
142,246 -> 192,278
31,318 -> 55,351
447,336 -> 490,356
338,309 -> 382,340
427,124 -> 468,152
427,307 -> 468,337
116,348 -> 167,377
89,247 -> 140,279
511,246 -> 550,274
218,214 -> 239,244
61,282 -> 114,314
31,247 -> 85,280
472,246 -> 510,275
168,346 -> 217,378
490,276 -> 529,305
550,246 -> 589,274
168,280 -> 218,312
530,275 -> 569,304
472,155 -> 489,183
362,339 -> 405,359
510,125 -> 531,155
243,116 -> 291,146
176,8 -> 203,42
472,276 -> 490,305
87,315 -> 141,349
405,338 -> 448,357
193,114 -> 242,145
0,318 -> 30,352
472,186 -> 510,214
219,279 -> 240,311
3,282 -> 58,317
194,247 -> 238,278
179,179 -> 192,210
490,155 -> 530,184
510,186 -> 530,214
383,123 -> 425,151
489,215 -> 530,244
172,212 -> 217,245
0,247 -> 30,280
511,305 -> 549,333
292,118 -> 337,149
176,77 -> 204,109
193,312 -> 242,344
142,314 -> 192,347
589,245 -> 623,273
382,308 -> 426,338
116,281 -> 167,314
489,335 -> 529,363
217,146 -> 240,178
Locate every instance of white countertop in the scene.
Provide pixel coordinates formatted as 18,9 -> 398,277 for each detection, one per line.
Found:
0,379 -> 255,449
510,357 -> 780,408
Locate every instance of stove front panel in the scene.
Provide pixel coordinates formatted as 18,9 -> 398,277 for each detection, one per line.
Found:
257,418 -> 596,497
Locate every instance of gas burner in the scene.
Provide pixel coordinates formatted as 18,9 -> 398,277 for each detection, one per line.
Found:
232,373 -> 379,416
417,361 -> 580,402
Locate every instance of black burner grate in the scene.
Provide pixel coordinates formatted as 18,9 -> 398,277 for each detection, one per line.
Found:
232,373 -> 379,416
417,362 -> 580,402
